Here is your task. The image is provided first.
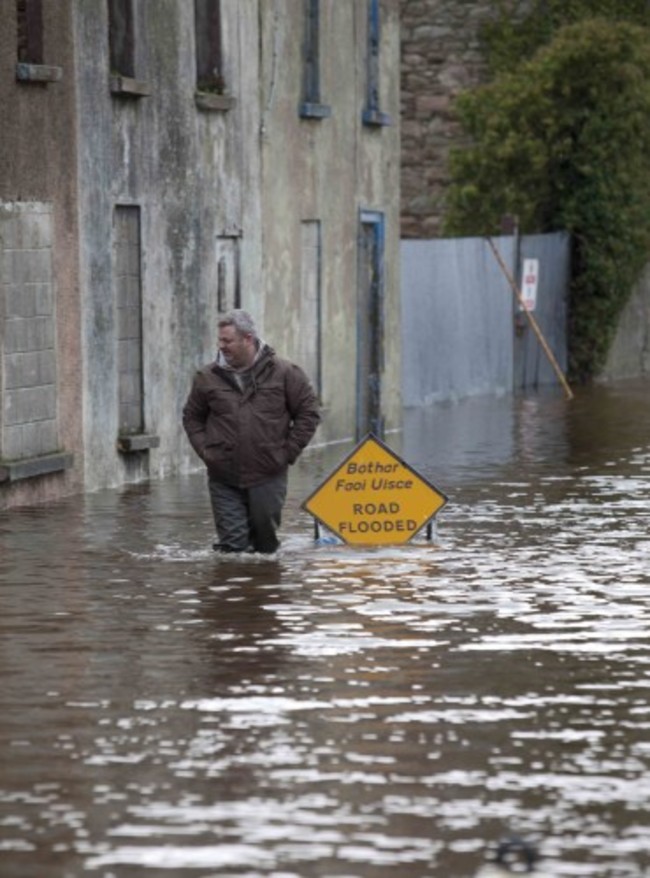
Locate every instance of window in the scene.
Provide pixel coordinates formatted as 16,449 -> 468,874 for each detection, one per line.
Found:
16,0 -> 43,64
15,0 -> 62,83
300,0 -> 330,119
362,0 -> 390,127
107,0 -> 151,96
194,0 -> 223,92
108,0 -> 135,78
193,0 -> 236,111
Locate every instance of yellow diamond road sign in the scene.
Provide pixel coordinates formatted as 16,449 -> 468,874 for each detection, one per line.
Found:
303,433 -> 448,546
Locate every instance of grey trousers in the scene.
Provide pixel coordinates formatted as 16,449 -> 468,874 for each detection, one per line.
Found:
207,471 -> 288,554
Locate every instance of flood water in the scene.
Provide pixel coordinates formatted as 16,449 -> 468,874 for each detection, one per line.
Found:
1,378 -> 649,878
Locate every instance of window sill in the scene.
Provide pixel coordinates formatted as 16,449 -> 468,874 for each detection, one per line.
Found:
194,92 -> 236,112
0,451 -> 73,484
15,62 -> 62,84
299,102 -> 331,120
110,75 -> 151,97
362,108 -> 392,127
117,433 -> 160,454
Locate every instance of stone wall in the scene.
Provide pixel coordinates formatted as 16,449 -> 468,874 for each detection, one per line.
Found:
400,0 -> 498,238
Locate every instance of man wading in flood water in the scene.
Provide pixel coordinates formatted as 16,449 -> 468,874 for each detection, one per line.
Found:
182,309 -> 320,554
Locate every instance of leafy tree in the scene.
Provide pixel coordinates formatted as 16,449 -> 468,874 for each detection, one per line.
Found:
483,0 -> 650,76
444,19 -> 650,380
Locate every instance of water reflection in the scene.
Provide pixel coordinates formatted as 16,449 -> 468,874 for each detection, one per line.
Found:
0,379 -> 649,876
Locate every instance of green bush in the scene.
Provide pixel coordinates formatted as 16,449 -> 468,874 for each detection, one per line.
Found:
444,18 -> 650,380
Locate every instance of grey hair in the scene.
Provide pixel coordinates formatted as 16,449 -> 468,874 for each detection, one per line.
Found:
218,309 -> 258,338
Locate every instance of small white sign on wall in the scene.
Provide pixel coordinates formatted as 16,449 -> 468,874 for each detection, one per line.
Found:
520,258 -> 539,311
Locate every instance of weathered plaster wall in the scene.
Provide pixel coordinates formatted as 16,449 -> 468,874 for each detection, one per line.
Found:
0,0 -> 83,509
3,0 -> 402,502
260,0 -> 402,444
74,0 -> 263,491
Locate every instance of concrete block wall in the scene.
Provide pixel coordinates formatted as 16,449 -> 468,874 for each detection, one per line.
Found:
0,202 -> 60,461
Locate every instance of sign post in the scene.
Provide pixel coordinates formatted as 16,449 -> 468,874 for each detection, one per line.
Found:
520,258 -> 539,312
486,237 -> 574,401
302,433 -> 448,546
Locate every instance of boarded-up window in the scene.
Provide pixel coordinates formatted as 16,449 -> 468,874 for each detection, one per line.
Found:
16,0 -> 43,64
114,206 -> 144,434
0,203 -> 59,461
194,0 -> 223,92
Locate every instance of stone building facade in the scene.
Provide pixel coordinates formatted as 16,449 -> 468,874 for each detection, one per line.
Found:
1,0 -> 401,509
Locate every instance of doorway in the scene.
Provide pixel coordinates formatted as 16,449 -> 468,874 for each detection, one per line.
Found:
357,210 -> 385,440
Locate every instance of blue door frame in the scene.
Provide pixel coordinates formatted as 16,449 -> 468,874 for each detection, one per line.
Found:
356,210 -> 385,440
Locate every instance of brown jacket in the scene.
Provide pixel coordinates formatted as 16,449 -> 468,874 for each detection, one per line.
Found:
182,345 -> 320,487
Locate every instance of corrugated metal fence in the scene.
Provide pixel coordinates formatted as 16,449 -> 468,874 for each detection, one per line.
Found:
400,232 -> 571,406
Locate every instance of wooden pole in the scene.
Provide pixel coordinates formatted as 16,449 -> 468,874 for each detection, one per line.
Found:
486,236 -> 574,401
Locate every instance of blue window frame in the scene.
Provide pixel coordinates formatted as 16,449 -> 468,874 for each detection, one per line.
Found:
362,0 -> 391,127
356,210 -> 386,439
